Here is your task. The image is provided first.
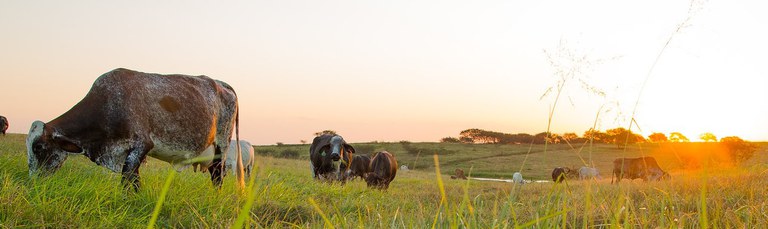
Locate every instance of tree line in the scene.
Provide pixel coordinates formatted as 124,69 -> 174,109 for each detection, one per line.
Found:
442,128 -> 753,147
440,128 -> 646,146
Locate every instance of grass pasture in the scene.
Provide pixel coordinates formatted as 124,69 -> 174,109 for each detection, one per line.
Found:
2,133 -> 768,228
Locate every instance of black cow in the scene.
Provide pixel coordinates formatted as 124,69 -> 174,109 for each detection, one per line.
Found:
347,154 -> 371,180
366,151 -> 397,190
551,167 -> 576,183
309,134 -> 355,182
612,157 -> 670,184
26,68 -> 244,191
0,116 -> 7,135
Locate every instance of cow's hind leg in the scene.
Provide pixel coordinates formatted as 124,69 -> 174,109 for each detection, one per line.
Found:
208,145 -> 226,188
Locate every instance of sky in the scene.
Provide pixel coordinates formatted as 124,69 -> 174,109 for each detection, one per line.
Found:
1,0 -> 766,145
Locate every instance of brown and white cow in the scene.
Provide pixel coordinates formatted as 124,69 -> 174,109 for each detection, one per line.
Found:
611,157 -> 670,184
366,151 -> 397,190
26,68 -> 245,191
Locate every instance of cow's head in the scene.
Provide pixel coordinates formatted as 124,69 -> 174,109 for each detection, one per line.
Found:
27,121 -> 83,177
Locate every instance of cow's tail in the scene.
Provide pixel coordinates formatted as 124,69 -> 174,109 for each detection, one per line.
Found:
235,94 -> 245,192
220,79 -> 246,193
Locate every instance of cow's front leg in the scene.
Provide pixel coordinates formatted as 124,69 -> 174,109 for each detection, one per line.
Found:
208,145 -> 225,188
122,145 -> 149,191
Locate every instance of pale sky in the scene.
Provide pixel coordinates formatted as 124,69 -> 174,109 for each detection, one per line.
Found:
1,0 -> 766,145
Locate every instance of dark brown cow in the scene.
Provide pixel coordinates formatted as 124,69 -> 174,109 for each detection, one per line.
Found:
347,154 -> 371,180
551,167 -> 577,183
611,157 -> 670,184
309,134 -> 355,182
0,115 -> 7,135
450,168 -> 467,180
26,68 -> 244,191
366,151 -> 397,190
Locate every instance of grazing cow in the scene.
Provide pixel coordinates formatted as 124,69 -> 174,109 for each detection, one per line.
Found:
0,115 -> 7,135
347,154 -> 371,180
225,140 -> 255,180
551,167 -> 574,183
366,151 -> 397,190
26,68 -> 244,191
611,157 -> 670,184
451,168 -> 467,180
309,134 -> 355,182
578,167 -> 602,180
512,172 -> 524,184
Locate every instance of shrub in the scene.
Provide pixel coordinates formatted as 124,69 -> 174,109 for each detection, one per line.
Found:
721,136 -> 758,164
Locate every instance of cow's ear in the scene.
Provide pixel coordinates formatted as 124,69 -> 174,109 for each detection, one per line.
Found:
52,133 -> 83,153
344,144 -> 356,155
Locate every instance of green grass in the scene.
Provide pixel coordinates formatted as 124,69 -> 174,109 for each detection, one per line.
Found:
2,133 -> 768,228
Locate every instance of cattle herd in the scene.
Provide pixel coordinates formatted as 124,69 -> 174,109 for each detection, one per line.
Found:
18,68 -> 400,192
542,157 -> 670,184
13,68 -> 671,193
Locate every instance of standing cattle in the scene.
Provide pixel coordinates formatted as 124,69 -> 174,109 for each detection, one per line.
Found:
26,68 -> 244,191
0,115 -> 8,135
347,154 -> 371,180
451,168 -> 468,180
551,167 -> 575,183
366,151 -> 397,190
309,134 -> 355,182
512,172 -> 524,184
578,167 -> 602,180
226,140 -> 255,180
611,157 -> 670,184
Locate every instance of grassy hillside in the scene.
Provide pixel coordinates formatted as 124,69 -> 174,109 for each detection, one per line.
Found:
2,133 -> 768,228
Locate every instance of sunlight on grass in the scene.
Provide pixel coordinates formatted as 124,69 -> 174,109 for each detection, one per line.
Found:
147,169 -> 176,229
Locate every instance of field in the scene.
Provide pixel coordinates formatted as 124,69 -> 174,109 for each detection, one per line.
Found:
2,133 -> 768,228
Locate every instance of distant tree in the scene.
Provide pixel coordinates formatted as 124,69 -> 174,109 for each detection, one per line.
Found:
583,128 -> 609,143
606,127 -> 645,148
534,132 -> 550,144
459,136 -> 474,144
299,140 -> 307,144
699,132 -> 717,142
548,133 -> 562,144
648,132 -> 669,143
314,130 -> 338,136
669,132 -> 690,142
276,142 -> 284,146
720,136 -> 758,163
562,132 -> 579,143
440,137 -> 461,143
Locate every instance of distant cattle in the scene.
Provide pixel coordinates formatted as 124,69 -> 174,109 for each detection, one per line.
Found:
451,168 -> 467,180
0,115 -> 7,135
366,151 -> 397,190
347,154 -> 371,180
611,157 -> 670,184
512,172 -> 524,184
26,68 -> 244,191
551,167 -> 577,183
400,165 -> 409,171
578,167 -> 602,180
226,140 -> 254,179
309,134 -> 355,182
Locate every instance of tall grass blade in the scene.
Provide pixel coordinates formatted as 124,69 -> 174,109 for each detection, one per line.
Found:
147,169 -> 176,229
308,197 -> 335,229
